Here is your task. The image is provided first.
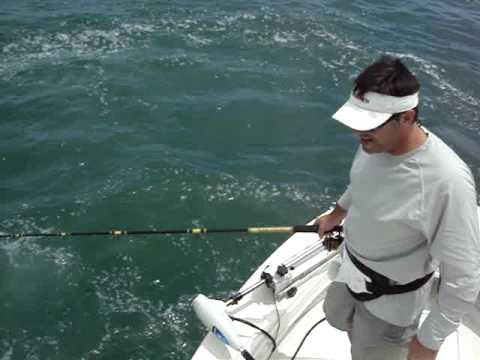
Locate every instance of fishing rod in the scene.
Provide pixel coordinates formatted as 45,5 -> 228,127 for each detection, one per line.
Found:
0,224 -> 342,239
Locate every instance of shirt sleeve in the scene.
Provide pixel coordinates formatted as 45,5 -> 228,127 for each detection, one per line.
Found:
417,172 -> 480,350
337,185 -> 352,210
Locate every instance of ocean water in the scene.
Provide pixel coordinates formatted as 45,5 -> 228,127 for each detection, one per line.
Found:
1,0 -> 479,359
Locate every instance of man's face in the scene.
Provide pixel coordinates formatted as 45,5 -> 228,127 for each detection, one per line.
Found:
352,115 -> 402,154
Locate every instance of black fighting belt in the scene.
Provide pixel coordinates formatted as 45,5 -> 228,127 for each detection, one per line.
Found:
345,246 -> 434,301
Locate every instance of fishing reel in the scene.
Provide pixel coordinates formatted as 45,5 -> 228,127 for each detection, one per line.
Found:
322,225 -> 344,251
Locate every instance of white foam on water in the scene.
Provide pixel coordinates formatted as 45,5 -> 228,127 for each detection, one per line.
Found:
0,218 -> 81,359
86,254 -> 196,357
1,237 -> 76,275
93,166 -> 145,201
0,23 -> 156,80
391,52 -> 479,107
185,34 -> 213,47
273,31 -> 301,44
0,345 -> 13,360
385,52 -> 480,133
203,173 -> 330,210
153,6 -> 359,55
222,12 -> 257,25
0,217 -> 78,275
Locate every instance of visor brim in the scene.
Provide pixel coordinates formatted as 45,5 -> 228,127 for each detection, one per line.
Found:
332,101 -> 392,131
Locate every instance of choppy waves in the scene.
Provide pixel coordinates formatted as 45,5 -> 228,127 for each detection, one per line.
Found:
2,1 -> 480,359
1,23 -> 155,80
2,3 -> 478,132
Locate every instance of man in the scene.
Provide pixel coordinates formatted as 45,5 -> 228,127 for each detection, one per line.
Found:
316,55 -> 480,360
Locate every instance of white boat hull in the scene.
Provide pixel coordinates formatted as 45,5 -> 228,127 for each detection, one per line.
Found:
192,208 -> 480,360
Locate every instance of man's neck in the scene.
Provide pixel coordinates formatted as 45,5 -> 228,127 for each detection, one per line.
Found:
389,125 -> 428,156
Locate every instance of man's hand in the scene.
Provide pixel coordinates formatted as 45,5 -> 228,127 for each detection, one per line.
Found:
314,214 -> 337,237
314,204 -> 347,237
407,336 -> 438,360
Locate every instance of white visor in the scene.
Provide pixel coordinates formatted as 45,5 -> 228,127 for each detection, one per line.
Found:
332,91 -> 419,131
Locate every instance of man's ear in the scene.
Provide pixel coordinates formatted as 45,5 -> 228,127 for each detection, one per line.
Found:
399,110 -> 416,126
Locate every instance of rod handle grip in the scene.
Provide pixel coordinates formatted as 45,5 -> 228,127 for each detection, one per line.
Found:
292,225 -> 319,233
292,224 -> 343,234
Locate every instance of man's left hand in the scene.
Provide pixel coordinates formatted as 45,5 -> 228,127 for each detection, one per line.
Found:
407,336 -> 438,360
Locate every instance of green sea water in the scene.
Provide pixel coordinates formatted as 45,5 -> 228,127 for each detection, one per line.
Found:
1,0 -> 480,359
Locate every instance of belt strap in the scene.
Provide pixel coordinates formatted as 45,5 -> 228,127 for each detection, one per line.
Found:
345,246 -> 434,301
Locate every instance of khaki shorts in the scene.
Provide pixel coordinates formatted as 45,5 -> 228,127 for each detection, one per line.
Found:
323,282 -> 419,360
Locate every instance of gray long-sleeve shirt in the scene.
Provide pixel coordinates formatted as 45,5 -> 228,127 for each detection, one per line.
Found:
337,130 -> 480,350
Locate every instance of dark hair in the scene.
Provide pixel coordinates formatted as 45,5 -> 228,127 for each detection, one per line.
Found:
353,55 -> 420,98
354,55 -> 420,122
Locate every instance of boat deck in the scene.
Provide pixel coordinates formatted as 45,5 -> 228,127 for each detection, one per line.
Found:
193,209 -> 480,360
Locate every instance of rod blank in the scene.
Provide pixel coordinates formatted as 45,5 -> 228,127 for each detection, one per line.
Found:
0,225 -> 329,239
